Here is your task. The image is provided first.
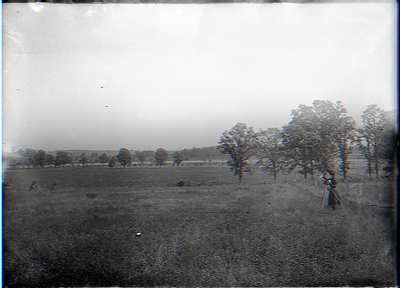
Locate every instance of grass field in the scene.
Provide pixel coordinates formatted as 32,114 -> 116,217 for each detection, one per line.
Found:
3,166 -> 396,287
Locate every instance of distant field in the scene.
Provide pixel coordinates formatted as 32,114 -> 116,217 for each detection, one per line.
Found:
3,166 -> 396,287
3,166 -> 264,190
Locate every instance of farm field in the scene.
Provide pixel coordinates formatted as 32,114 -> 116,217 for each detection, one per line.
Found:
3,166 -> 396,287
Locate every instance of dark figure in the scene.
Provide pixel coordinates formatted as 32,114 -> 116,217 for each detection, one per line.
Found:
322,171 -> 342,210
176,181 -> 185,187
28,180 -> 39,191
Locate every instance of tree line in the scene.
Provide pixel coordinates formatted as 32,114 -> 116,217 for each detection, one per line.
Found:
7,146 -> 226,169
6,101 -> 396,178
217,101 -> 397,184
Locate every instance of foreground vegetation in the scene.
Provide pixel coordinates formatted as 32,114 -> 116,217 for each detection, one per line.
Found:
3,167 -> 396,287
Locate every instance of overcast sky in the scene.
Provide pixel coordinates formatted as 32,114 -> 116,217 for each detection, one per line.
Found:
2,3 -> 397,151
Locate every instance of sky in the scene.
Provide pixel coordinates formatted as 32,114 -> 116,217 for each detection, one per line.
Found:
2,2 -> 397,151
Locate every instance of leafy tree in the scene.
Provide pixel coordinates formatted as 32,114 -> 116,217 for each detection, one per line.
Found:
46,154 -> 55,166
282,100 -> 353,182
217,123 -> 256,184
154,148 -> 169,166
108,156 -> 118,168
172,150 -> 184,166
55,151 -> 73,167
311,100 -> 356,180
117,148 -> 132,168
254,128 -> 290,181
281,105 -> 320,179
355,128 -> 374,179
355,105 -> 397,179
37,150 -> 47,168
25,148 -> 39,168
80,153 -> 89,167
98,153 -> 110,164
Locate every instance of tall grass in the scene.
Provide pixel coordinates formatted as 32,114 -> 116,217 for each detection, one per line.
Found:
4,167 -> 396,287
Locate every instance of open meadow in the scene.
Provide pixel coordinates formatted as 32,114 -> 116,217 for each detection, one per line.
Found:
3,165 -> 396,287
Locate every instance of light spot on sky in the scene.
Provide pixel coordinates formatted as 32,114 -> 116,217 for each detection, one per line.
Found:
28,2 -> 45,13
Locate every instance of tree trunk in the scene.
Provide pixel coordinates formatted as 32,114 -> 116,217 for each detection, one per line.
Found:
342,164 -> 347,180
374,157 -> 380,179
273,162 -> 277,181
238,164 -> 243,184
368,160 -> 373,180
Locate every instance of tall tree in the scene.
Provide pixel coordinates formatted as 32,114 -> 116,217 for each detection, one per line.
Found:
312,100 -> 356,180
46,154 -> 55,167
117,148 -> 132,168
282,100 -> 354,180
281,105 -> 320,179
282,100 -> 352,210
217,123 -> 256,184
37,150 -> 47,168
154,148 -> 169,166
355,105 -> 397,179
172,150 -> 184,166
328,101 -> 357,179
25,148 -> 39,168
254,128 -> 290,181
380,110 -> 397,175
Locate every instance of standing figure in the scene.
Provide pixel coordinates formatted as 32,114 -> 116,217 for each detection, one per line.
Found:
322,170 -> 342,210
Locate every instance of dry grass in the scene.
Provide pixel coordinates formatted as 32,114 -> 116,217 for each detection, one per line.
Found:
3,167 -> 396,287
